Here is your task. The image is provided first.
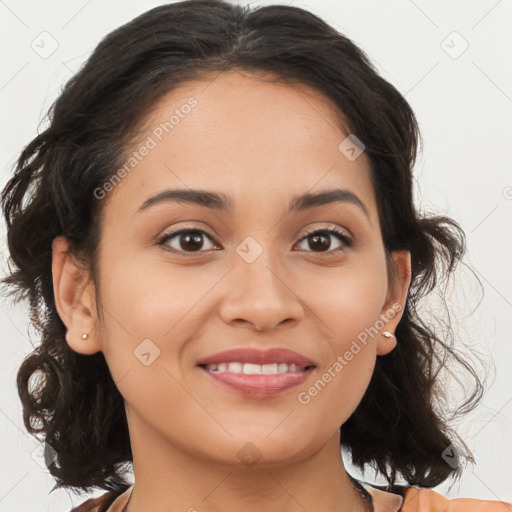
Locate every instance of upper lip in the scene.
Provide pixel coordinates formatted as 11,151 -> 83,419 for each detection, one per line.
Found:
197,348 -> 316,368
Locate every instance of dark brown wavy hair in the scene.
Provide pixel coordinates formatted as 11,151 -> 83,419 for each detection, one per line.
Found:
1,0 -> 485,497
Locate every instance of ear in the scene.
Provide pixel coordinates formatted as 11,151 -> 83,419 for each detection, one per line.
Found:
376,250 -> 411,356
52,236 -> 101,355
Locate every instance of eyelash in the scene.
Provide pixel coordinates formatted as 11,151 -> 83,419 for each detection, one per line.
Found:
157,225 -> 353,257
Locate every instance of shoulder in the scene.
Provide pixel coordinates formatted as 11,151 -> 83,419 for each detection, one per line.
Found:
70,485 -> 131,512
364,482 -> 512,512
400,486 -> 512,512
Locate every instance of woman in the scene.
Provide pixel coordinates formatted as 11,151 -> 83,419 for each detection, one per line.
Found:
1,1 -> 510,511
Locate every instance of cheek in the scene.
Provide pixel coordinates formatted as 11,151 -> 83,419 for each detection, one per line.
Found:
308,257 -> 389,346
296,313 -> 379,433
286,262 -> 388,426
97,248 -> 210,352
95,253 -> 197,432
95,249 -> 232,417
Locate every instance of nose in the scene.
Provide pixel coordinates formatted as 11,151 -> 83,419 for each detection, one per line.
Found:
218,253 -> 304,332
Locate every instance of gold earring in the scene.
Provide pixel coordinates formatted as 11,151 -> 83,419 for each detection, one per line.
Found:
382,331 -> 395,339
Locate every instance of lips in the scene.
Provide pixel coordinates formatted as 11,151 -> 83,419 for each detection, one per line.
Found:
196,347 -> 316,369
196,347 -> 317,397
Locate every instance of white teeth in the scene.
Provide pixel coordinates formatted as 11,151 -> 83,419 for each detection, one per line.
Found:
227,362 -> 242,373
204,362 -> 305,374
262,363 -> 278,374
243,363 -> 261,374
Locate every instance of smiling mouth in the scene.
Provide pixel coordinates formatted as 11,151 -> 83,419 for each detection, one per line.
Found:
198,362 -> 316,374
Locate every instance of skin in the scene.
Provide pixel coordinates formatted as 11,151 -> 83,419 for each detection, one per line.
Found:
52,69 -> 411,512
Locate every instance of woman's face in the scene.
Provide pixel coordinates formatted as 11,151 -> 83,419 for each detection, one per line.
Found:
56,69 -> 410,468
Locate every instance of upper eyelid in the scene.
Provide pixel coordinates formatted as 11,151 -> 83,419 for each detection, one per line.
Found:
301,225 -> 351,237
160,223 -> 352,238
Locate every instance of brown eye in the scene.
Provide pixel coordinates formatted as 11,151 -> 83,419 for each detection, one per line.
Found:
295,227 -> 353,254
158,228 -> 217,255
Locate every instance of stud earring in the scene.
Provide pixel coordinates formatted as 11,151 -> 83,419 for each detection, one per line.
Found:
382,331 -> 395,339
81,332 -> 90,340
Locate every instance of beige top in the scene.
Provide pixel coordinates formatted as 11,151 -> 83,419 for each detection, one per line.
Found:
73,482 -> 512,511
103,484 -> 404,512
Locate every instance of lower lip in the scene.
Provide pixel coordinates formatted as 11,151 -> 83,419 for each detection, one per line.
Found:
198,366 -> 315,397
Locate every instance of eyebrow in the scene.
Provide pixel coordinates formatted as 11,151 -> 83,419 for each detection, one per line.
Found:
137,187 -> 370,220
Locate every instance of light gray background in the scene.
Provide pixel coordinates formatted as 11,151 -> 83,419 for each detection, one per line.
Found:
1,0 -> 511,510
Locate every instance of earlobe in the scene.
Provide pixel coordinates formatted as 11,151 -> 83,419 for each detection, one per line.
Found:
376,250 -> 412,356
376,331 -> 397,356
52,236 -> 101,355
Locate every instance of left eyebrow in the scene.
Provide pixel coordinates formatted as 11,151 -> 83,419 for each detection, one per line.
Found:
137,187 -> 370,221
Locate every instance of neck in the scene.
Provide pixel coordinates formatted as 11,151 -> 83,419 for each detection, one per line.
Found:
124,409 -> 371,512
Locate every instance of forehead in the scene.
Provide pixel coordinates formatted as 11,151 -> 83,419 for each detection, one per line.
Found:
101,69 -> 377,221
